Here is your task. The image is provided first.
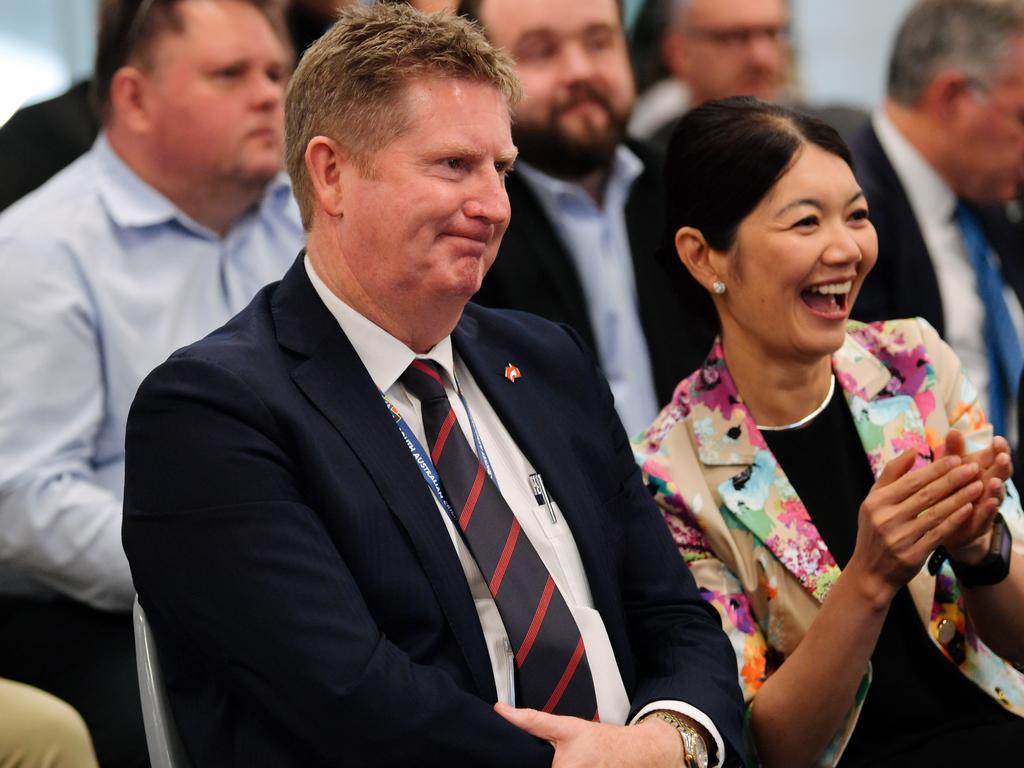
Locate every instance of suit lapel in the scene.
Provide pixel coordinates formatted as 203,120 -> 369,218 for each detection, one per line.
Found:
271,260 -> 496,699
851,125 -> 946,334
837,324 -> 935,476
835,323 -> 942,623
502,175 -> 597,350
687,344 -> 841,603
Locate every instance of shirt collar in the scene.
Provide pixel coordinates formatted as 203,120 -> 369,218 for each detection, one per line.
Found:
95,132 -> 296,237
259,173 -> 297,217
95,133 -> 181,229
514,143 -> 643,210
303,254 -> 456,392
872,109 -> 957,225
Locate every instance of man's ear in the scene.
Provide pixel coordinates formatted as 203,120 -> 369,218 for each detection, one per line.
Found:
305,136 -> 348,218
924,69 -> 973,125
675,226 -> 723,294
108,66 -> 153,133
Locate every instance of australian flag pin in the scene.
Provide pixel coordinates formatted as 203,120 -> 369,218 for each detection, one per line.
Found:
504,363 -> 521,383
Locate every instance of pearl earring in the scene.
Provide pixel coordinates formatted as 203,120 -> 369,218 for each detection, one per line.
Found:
712,280 -> 726,295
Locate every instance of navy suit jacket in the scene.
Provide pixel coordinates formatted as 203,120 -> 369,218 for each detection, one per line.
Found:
848,122 -> 1024,336
472,140 -> 717,406
122,257 -> 745,767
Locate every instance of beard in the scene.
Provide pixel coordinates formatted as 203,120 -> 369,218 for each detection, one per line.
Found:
512,82 -> 630,179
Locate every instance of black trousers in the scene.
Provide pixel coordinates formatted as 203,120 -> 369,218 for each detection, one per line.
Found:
0,597 -> 150,768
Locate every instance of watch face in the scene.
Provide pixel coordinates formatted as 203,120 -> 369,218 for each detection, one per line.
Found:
682,727 -> 708,768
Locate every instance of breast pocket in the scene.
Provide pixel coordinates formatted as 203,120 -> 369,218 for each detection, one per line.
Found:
529,498 -> 571,540
527,499 -> 595,606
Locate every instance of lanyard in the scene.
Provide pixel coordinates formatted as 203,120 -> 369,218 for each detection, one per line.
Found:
385,397 -> 456,521
382,368 -> 500,525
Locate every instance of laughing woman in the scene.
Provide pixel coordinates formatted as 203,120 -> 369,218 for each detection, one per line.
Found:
634,98 -> 1024,767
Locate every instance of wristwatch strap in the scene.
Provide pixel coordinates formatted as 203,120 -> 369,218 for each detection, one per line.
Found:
950,513 -> 1012,588
637,710 -> 708,768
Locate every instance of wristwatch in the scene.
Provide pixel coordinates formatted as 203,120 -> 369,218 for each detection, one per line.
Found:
950,513 -> 1013,588
638,710 -> 708,768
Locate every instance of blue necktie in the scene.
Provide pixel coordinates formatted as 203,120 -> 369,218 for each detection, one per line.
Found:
955,203 -> 1023,435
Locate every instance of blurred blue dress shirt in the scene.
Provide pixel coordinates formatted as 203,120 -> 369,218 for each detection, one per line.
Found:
515,147 -> 659,437
0,135 -> 303,609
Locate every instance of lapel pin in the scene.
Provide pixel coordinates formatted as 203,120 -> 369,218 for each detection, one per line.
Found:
504,363 -> 521,383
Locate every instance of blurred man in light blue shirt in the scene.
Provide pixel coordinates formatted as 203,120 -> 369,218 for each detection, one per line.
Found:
0,1 -> 302,765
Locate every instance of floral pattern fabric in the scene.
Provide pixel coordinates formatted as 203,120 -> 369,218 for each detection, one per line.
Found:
634,318 -> 1024,766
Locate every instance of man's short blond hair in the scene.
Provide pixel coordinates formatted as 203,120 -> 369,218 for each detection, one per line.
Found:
284,3 -> 521,229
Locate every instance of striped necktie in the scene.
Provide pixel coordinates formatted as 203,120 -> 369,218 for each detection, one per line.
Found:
955,203 -> 1023,435
401,359 -> 599,720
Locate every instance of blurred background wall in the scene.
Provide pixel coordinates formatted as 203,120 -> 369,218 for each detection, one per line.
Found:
790,0 -> 913,109
0,0 -> 96,125
0,0 -> 916,128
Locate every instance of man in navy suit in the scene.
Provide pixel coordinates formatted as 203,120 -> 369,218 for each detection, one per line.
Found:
122,5 -> 744,767
849,0 -> 1024,444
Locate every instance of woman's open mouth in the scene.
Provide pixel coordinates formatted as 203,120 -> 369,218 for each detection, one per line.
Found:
800,280 -> 852,317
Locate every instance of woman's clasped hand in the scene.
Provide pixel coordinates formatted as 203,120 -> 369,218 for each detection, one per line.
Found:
848,448 -> 979,603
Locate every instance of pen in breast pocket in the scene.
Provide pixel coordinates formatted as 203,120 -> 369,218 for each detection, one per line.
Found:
528,472 -> 557,524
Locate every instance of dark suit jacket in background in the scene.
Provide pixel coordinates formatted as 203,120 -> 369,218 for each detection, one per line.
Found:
848,122 -> 1024,336
473,140 -> 716,407
122,257 -> 745,767
0,81 -> 98,212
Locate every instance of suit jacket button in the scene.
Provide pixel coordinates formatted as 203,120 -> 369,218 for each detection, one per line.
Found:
937,618 -> 956,644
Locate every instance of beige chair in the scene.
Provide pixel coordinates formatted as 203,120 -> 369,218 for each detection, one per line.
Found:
132,597 -> 192,768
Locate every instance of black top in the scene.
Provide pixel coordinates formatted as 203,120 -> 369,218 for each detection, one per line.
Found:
763,384 -> 1022,765
286,5 -> 333,58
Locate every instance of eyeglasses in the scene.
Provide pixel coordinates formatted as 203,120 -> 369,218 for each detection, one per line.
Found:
683,24 -> 790,48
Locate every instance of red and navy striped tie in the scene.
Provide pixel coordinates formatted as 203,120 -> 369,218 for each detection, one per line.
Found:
401,359 -> 598,720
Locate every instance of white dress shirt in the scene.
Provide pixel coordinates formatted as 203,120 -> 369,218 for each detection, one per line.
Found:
628,78 -> 690,139
305,256 -> 724,763
873,110 -> 1022,441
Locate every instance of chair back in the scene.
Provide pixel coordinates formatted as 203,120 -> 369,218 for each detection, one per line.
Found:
133,597 -> 193,768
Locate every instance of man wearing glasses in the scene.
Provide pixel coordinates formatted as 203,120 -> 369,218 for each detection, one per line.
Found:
632,0 -> 865,144
0,1 -> 301,764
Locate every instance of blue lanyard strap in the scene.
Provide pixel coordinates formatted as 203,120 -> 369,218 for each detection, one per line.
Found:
457,377 -> 500,490
381,370 -> 500,525
384,392 -> 457,521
